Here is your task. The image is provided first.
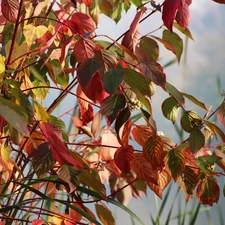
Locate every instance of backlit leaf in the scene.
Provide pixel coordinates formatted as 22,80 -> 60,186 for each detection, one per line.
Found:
102,68 -> 124,94
173,22 -> 194,40
162,0 -> 182,31
140,37 -> 159,62
95,203 -> 115,225
131,153 -> 158,184
34,101 -> 50,123
166,82 -> 185,107
143,135 -> 166,168
175,0 -> 191,29
77,57 -> 103,89
196,176 -> 220,206
1,144 -> 11,163
161,97 -> 180,123
165,147 -> 185,181
58,163 -> 81,193
23,24 -> 48,46
182,92 -> 208,111
217,101 -> 225,127
0,97 -> 28,135
140,61 -> 166,88
147,168 -> 172,198
100,93 -> 126,126
0,54 -> 5,75
32,143 -> 56,177
74,38 -> 96,63
1,0 -> 19,23
123,68 -> 152,96
114,145 -> 134,174
91,111 -> 101,138
162,30 -> 183,62
121,120 -> 133,147
189,128 -> 205,153
180,110 -> 201,133
32,219 -> 44,225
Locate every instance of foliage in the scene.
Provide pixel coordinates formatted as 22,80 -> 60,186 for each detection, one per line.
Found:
0,0 -> 225,224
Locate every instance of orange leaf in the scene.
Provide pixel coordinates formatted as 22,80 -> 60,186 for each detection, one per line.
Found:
121,7 -> 147,52
114,145 -> 134,174
131,153 -> 158,184
70,203 -> 83,222
121,120 -> 133,147
196,176 -> 220,206
143,135 -> 166,168
147,167 -> 171,198
32,219 -> 44,225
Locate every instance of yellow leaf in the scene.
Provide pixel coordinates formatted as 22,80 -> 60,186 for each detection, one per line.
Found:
1,144 -> 11,163
95,203 -> 115,225
34,101 -> 50,122
23,24 -> 48,46
0,54 -> 5,76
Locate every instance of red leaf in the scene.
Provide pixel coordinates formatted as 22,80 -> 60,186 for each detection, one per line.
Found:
162,0 -> 182,31
82,0 -> 92,7
74,39 -> 96,63
80,103 -> 94,125
213,0 -> 225,3
1,0 -> 19,23
196,176 -> 220,206
40,122 -> 82,167
121,120 -> 133,148
64,12 -> 96,38
147,168 -> 171,198
60,35 -> 74,65
131,153 -> 158,184
175,0 -> 192,29
114,145 -> 134,173
121,7 -> 147,52
32,219 -> 44,225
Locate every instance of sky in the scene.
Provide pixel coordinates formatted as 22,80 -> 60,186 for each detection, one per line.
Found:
96,1 -> 225,225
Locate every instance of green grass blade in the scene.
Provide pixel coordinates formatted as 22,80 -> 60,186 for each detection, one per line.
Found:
189,202 -> 201,225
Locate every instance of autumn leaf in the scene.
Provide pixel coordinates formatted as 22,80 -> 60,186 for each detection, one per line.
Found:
114,145 -> 134,174
196,176 -> 220,206
95,203 -> 115,225
1,0 -> 19,23
217,101 -> 225,127
212,0 -> 225,4
162,0 -> 182,31
121,7 -> 147,52
32,219 -> 44,225
131,153 -> 158,184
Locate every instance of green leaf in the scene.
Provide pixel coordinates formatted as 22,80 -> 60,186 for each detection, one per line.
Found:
182,92 -> 208,111
189,128 -> 205,153
32,144 -> 56,177
162,30 -> 183,62
34,101 -> 50,122
0,97 -> 28,135
173,22 -> 194,40
100,93 -> 126,125
166,82 -> 185,107
32,79 -> 50,102
58,163 -> 81,193
180,111 -> 201,133
95,203 -> 115,225
102,68 -> 124,94
77,57 -> 103,88
140,37 -> 159,61
30,65 -> 48,85
80,170 -> 106,200
161,97 -> 180,123
165,148 -> 185,181
123,68 -> 151,96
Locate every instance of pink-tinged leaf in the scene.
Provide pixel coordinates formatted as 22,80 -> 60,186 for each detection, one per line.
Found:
77,57 -> 103,89
140,62 -> 166,88
175,0 -> 191,29
60,35 -> 74,65
64,12 -> 96,38
121,7 -> 147,52
217,101 -> 225,127
121,120 -> 133,148
114,145 -> 134,173
196,176 -> 220,206
32,219 -> 44,225
162,0 -> 182,31
147,168 -> 172,198
100,93 -> 126,126
91,111 -> 101,138
132,125 -> 154,147
212,0 -> 225,3
82,0 -> 92,7
131,153 -> 158,184
76,84 -> 89,111
74,39 -> 96,63
99,130 -> 120,161
1,0 -> 19,23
